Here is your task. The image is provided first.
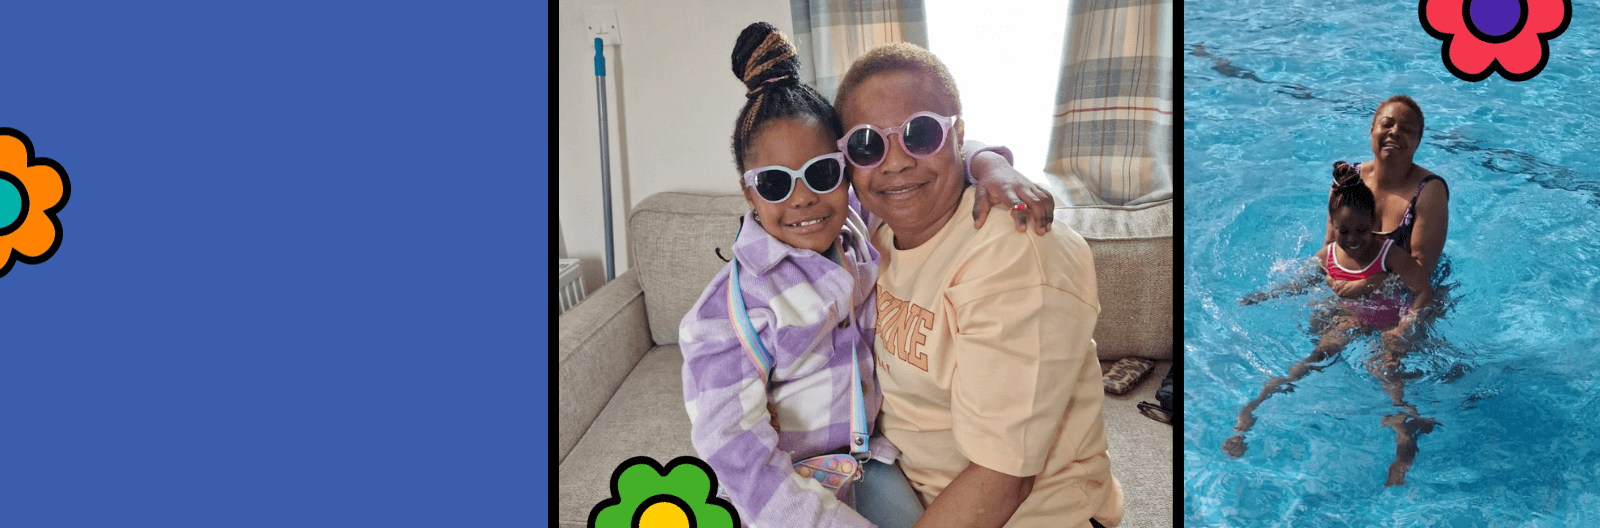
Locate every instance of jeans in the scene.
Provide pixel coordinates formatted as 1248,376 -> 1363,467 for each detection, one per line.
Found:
853,459 -> 924,528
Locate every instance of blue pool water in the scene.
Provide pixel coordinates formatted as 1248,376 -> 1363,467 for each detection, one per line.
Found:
1185,1 -> 1600,526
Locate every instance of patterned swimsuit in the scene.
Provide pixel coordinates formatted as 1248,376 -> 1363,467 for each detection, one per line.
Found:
1353,162 -> 1449,252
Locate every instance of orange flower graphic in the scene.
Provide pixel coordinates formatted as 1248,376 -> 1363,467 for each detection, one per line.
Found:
1,127 -> 71,278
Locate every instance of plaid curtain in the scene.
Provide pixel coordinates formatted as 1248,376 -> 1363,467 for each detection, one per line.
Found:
1044,0 -> 1173,206
790,0 -> 929,102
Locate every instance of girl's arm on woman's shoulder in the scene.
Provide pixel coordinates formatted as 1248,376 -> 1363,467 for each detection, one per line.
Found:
962,140 -> 1056,235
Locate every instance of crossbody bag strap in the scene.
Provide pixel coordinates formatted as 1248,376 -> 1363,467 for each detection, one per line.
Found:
847,343 -> 870,464
822,247 -> 871,464
727,257 -> 774,383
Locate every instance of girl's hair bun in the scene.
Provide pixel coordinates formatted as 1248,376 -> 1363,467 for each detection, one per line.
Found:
1332,161 -> 1362,190
726,21 -> 842,175
732,22 -> 801,98
1328,160 -> 1377,216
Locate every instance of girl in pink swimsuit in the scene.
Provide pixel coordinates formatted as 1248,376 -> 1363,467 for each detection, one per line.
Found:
1225,164 -> 1436,486
1314,165 -> 1434,338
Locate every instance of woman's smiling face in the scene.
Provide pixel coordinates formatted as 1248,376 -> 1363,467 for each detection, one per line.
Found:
838,69 -> 965,247
1370,102 -> 1423,165
741,117 -> 850,254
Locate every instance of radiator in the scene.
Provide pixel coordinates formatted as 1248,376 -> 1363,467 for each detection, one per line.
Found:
558,259 -> 587,314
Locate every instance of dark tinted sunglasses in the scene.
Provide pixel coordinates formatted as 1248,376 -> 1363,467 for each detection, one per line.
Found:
835,111 -> 958,169
742,152 -> 846,203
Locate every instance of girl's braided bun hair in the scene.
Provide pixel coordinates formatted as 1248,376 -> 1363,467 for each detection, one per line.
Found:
1329,161 -> 1376,216
728,22 -> 843,174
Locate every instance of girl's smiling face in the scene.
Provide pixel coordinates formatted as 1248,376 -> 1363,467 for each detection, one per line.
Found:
1331,205 -> 1378,258
742,117 -> 850,254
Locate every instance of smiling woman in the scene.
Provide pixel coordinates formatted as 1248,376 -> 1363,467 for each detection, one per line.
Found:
1325,96 -> 1449,307
838,68 -> 967,251
834,41 -> 1123,528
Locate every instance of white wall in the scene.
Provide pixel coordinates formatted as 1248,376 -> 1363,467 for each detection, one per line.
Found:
557,0 -> 792,295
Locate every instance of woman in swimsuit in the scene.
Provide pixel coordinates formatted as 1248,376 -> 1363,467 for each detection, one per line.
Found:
1325,95 -> 1450,299
1325,96 -> 1450,486
1229,95 -> 1451,486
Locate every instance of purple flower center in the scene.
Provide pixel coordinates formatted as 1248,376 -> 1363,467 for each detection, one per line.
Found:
1469,0 -> 1521,36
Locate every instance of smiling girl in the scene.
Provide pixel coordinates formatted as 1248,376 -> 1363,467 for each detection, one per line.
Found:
1229,165 -> 1437,486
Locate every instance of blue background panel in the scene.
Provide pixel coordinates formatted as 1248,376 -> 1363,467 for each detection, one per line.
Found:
1,2 -> 548,526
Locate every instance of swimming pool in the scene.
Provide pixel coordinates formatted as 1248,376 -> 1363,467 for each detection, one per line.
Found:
1185,1 -> 1600,525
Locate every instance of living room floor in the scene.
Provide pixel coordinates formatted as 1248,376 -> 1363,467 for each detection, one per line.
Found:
1098,360 -> 1174,528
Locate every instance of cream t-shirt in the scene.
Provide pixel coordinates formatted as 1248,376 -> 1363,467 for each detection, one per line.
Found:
871,187 -> 1124,528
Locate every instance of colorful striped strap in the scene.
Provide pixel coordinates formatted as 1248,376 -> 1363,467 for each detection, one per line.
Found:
848,340 -> 869,462
727,257 -> 773,384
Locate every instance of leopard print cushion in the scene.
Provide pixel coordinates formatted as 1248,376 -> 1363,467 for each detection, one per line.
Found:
1103,357 -> 1156,394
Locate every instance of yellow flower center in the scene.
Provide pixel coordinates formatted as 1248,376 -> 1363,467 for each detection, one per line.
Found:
636,501 -> 691,528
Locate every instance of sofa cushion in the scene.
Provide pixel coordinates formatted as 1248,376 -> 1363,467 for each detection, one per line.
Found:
628,193 -> 749,346
1056,198 -> 1173,360
558,345 -> 697,528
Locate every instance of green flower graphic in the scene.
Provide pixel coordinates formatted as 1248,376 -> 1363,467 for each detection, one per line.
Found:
588,456 -> 738,528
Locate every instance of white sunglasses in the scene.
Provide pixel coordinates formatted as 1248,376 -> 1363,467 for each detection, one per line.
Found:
742,152 -> 847,203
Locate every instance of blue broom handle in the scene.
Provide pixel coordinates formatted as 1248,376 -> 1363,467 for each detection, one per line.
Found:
595,37 -> 615,281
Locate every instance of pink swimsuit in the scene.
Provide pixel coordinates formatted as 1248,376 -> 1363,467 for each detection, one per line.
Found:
1326,240 -> 1407,328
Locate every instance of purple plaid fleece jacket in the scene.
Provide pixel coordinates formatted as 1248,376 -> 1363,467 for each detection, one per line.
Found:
678,194 -> 893,528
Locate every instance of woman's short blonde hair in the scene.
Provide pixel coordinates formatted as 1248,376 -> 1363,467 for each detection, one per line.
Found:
1373,94 -> 1424,132
834,42 -> 961,118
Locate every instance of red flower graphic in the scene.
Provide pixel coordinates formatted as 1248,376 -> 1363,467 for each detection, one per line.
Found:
1420,0 -> 1571,81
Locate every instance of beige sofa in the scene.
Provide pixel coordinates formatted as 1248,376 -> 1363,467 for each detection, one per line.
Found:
558,192 -> 1173,528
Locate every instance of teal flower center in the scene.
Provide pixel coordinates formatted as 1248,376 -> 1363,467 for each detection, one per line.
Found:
0,173 -> 23,230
